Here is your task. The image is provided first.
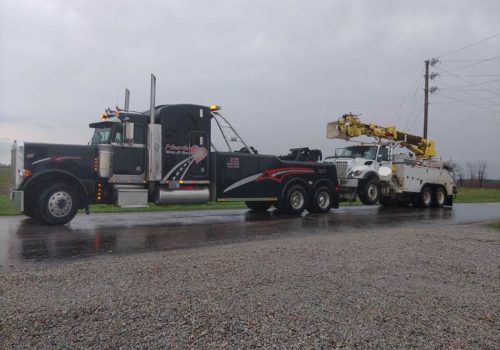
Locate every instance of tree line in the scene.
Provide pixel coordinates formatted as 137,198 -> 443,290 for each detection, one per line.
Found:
448,160 -> 490,188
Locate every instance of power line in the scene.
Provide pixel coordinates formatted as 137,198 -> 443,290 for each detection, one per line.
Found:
436,92 -> 500,114
435,76 -> 500,88
447,55 -> 500,72
440,88 -> 500,91
440,59 -> 500,62
437,32 -> 500,58
393,76 -> 421,126
436,79 -> 499,104
434,102 -> 500,106
408,102 -> 424,135
438,74 -> 500,77
403,90 -> 424,132
433,104 -> 500,126
436,67 -> 500,97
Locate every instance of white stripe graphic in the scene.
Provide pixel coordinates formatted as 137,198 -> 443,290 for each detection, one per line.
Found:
179,158 -> 195,180
31,157 -> 51,165
161,156 -> 193,183
223,173 -> 263,193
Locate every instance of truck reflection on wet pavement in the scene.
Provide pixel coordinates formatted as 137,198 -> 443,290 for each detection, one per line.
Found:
1,203 -> 499,268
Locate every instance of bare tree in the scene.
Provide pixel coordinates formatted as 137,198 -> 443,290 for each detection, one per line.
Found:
457,169 -> 464,186
477,161 -> 487,188
466,162 -> 477,187
444,160 -> 462,185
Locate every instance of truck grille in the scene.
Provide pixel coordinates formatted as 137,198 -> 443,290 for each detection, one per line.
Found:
336,161 -> 348,178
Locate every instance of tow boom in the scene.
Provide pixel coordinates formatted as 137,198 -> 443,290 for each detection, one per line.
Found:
327,113 -> 436,159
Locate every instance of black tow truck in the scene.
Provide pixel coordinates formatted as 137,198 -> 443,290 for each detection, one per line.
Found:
10,75 -> 339,225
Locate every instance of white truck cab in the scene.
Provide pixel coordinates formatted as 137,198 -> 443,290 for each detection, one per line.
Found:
325,143 -> 391,204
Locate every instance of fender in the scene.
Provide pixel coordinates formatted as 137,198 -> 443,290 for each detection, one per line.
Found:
281,177 -> 310,199
22,169 -> 91,213
361,171 -> 379,181
313,179 -> 336,192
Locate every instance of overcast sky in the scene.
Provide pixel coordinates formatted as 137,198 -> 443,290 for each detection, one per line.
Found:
1,0 -> 499,177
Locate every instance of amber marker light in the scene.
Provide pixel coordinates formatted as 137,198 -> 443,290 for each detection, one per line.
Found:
19,169 -> 32,177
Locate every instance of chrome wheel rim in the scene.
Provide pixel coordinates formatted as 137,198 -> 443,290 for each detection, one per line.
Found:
317,191 -> 331,209
437,190 -> 445,204
367,184 -> 378,201
48,191 -> 72,217
423,191 -> 432,205
290,191 -> 305,210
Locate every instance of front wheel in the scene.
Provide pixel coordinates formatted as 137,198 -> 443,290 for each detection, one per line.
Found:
36,183 -> 79,225
359,178 -> 380,205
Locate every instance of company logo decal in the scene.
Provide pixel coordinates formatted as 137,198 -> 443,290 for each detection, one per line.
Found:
161,144 -> 208,182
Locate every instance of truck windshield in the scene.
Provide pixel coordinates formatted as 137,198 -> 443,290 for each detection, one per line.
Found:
335,146 -> 377,159
91,127 -> 112,145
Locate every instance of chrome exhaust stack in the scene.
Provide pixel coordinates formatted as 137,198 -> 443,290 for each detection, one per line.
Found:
124,88 -> 130,111
150,74 -> 156,124
147,73 -> 161,181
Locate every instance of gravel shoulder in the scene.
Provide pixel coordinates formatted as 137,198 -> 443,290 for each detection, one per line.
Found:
1,223 -> 499,349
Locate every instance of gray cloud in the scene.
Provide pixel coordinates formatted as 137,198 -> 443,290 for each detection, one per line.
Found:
0,0 -> 499,177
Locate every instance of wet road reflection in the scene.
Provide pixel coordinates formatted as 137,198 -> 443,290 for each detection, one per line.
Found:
1,203 -> 499,268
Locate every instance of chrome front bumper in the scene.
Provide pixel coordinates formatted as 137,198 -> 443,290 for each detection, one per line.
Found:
10,190 -> 24,212
339,178 -> 358,188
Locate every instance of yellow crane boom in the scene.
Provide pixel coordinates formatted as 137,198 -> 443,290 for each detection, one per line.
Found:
327,113 -> 437,159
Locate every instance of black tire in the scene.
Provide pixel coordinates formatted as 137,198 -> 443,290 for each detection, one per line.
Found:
36,183 -> 79,225
21,207 -> 37,219
281,184 -> 308,215
379,195 -> 395,207
307,186 -> 333,213
245,201 -> 272,212
358,178 -> 380,205
433,187 -> 446,208
22,188 -> 40,219
416,186 -> 433,208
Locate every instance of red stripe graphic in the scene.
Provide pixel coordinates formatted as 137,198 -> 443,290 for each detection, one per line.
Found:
257,167 -> 315,183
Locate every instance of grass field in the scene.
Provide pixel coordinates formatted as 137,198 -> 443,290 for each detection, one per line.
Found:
486,222 -> 500,230
0,166 -> 10,195
1,165 -> 499,216
454,187 -> 500,203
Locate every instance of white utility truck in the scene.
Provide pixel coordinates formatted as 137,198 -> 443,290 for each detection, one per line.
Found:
326,114 -> 455,207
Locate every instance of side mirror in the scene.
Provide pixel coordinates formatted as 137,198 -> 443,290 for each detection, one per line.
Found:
124,122 -> 134,144
377,154 -> 383,162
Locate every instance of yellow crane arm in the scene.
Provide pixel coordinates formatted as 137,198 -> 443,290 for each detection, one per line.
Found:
327,113 -> 437,159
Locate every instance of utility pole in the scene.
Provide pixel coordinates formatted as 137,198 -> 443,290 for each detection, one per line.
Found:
423,59 -> 429,139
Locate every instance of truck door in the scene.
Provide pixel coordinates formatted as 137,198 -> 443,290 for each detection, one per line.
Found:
377,146 -> 390,166
112,124 -> 146,179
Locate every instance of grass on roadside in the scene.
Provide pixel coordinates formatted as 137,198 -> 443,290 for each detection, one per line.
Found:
1,180 -> 500,216
454,187 -> 500,203
485,222 -> 500,230
0,166 -> 10,195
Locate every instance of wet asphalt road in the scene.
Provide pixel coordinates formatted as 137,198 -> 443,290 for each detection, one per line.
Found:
1,203 -> 499,269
